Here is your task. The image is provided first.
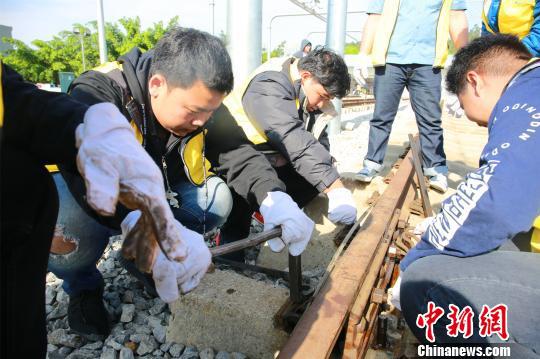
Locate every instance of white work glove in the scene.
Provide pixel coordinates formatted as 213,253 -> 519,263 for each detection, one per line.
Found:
76,103 -> 185,270
413,216 -> 435,236
259,191 -> 315,256
444,92 -> 464,118
121,211 -> 212,303
353,53 -> 372,88
327,188 -> 357,225
387,275 -> 402,311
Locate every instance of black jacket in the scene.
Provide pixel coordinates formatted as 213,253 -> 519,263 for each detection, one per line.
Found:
1,63 -> 87,164
65,48 -> 284,227
241,64 -> 339,192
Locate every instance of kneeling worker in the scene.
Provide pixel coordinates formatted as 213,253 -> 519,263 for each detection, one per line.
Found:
48,27 -> 313,339
220,47 -> 358,252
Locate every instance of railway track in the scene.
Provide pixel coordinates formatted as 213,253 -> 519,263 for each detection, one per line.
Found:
342,96 -> 376,108
277,137 -> 427,359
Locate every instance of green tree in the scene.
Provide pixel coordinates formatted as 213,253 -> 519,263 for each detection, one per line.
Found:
0,16 -> 179,83
261,41 -> 287,62
344,42 -> 360,55
448,24 -> 482,55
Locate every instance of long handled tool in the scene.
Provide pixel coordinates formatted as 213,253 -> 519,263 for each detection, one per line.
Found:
209,227 -> 282,257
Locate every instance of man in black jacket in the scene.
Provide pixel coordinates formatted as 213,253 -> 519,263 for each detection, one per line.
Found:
48,28 -> 314,338
1,62 -> 203,357
220,48 -> 358,252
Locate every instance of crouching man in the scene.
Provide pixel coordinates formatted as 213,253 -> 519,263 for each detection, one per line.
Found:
394,35 -> 540,355
48,28 -> 313,339
219,47 -> 358,255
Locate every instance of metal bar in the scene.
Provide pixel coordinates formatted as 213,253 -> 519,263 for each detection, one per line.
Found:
308,199 -> 377,305
408,134 -> 433,217
278,149 -> 415,359
289,254 -> 303,303
209,227 -> 282,257
326,0 -> 348,137
96,0 -> 108,63
213,257 -> 292,281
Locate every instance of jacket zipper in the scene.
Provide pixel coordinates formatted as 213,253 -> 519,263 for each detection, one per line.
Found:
161,137 -> 181,208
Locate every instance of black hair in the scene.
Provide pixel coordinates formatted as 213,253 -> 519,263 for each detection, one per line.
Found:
446,34 -> 532,95
151,27 -> 234,94
298,46 -> 351,99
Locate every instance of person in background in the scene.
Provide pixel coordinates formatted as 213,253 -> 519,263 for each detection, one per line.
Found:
354,0 -> 469,193
482,0 -> 540,57
293,39 -> 312,58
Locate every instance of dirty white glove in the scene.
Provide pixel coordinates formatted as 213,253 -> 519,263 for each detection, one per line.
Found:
444,93 -> 464,118
121,211 -> 211,303
77,103 -> 184,266
76,103 -> 168,216
327,188 -> 357,225
413,216 -> 435,236
387,275 -> 402,311
353,53 -> 372,88
259,191 -> 315,256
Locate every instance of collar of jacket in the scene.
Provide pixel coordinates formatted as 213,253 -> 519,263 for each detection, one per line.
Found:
117,48 -> 175,147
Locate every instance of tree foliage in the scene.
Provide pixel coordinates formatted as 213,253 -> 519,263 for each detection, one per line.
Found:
261,41 -> 287,62
0,16 -> 179,83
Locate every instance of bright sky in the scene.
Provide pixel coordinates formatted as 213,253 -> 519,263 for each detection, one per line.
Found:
1,0 -> 484,55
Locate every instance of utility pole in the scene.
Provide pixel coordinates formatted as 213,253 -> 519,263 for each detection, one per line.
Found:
96,0 -> 107,63
227,0 -> 262,85
73,28 -> 89,72
325,0 -> 348,136
210,0 -> 216,35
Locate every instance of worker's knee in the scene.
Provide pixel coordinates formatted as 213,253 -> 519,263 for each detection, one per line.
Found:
170,176 -> 233,234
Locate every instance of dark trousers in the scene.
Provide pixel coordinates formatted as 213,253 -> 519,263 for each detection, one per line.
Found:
401,239 -> 540,357
367,63 -> 447,174
219,163 -> 319,259
1,146 -> 59,358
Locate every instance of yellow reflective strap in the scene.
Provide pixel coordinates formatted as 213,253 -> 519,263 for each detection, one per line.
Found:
130,120 -> 143,144
371,0 -> 401,67
46,165 -> 59,173
93,61 -> 124,74
182,131 -> 214,186
531,216 -> 540,253
433,0 -> 453,68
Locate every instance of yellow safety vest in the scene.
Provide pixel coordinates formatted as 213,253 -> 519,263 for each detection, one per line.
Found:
482,0 -> 536,40
223,57 -> 337,145
371,0 -> 453,68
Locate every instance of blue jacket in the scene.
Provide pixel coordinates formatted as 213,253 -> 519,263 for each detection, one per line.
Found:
401,60 -> 540,271
482,0 -> 540,56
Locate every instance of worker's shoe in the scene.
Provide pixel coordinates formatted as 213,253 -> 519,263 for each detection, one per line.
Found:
117,254 -> 158,297
355,160 -> 382,183
68,286 -> 110,339
428,173 -> 448,193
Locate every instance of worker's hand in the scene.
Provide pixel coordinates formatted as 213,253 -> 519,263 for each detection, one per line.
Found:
259,191 -> 314,256
353,53 -> 372,88
327,188 -> 357,225
76,103 -> 167,216
76,103 -> 184,270
413,216 -> 435,236
444,93 -> 464,118
387,275 -> 402,311
121,211 -> 211,303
